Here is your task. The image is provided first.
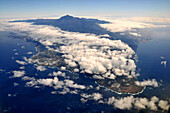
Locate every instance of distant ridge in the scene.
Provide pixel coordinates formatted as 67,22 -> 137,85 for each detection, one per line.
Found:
11,15 -> 138,50
11,15 -> 110,35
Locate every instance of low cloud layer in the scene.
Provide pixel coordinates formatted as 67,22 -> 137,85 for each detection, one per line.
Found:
1,21 -> 138,79
98,18 -> 170,34
99,19 -> 155,32
118,17 -> 170,23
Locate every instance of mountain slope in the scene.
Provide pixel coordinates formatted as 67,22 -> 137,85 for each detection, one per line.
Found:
12,15 -> 110,35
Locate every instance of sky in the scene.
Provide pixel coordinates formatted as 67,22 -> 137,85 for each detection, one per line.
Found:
0,0 -> 170,19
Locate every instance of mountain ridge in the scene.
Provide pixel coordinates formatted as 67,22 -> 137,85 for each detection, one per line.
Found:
11,15 -> 138,50
11,15 -> 110,35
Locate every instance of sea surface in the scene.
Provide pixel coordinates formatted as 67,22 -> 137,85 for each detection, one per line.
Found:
136,27 -> 170,100
0,27 -> 170,113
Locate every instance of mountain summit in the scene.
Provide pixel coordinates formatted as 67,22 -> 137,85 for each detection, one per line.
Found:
11,15 -> 110,34
11,15 -> 138,50
58,15 -> 75,19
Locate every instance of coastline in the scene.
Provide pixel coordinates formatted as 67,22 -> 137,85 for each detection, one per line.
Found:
95,81 -> 146,95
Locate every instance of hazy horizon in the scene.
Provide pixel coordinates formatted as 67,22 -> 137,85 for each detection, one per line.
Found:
0,0 -> 170,19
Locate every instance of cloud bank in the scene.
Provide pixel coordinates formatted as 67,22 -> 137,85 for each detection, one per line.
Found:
0,21 -> 139,79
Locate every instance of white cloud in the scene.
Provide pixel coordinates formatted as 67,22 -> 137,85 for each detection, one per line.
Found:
13,49 -> 17,51
1,21 -> 139,79
160,56 -> 165,59
36,66 -> 46,71
81,93 -> 103,101
52,71 -> 66,77
13,82 -> 19,86
15,53 -> 19,55
99,19 -> 155,32
161,61 -> 167,67
98,17 -> 170,33
114,96 -> 134,110
151,96 -> 159,103
19,66 -> 25,69
106,96 -> 169,111
135,79 -> 159,87
16,60 -> 27,65
13,70 -> 25,77
118,17 -> 170,23
158,100 -> 170,111
134,98 -> 148,109
129,32 -> 141,37
65,79 -> 85,89
64,59 -> 77,67
74,68 -> 79,72
27,52 -> 33,54
91,93 -> 103,101
61,66 -> 66,70
52,71 -> 62,76
22,76 -> 35,81
92,75 -> 104,79
37,78 -> 54,86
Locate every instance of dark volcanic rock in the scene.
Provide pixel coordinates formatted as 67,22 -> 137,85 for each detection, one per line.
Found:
10,15 -> 139,50
11,15 -> 110,35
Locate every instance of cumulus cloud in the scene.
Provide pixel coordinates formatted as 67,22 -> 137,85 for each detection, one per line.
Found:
134,97 -> 158,110
114,96 -> 134,110
15,53 -> 19,55
16,60 -> 27,65
1,21 -> 139,79
51,71 -> 66,78
61,66 -> 66,70
73,68 -> 79,72
65,79 -> 85,89
135,79 -> 159,87
22,76 -> 35,81
161,61 -> 167,67
13,70 -> 25,77
158,100 -> 170,110
36,66 -> 46,71
80,91 -> 169,111
13,82 -> 19,86
27,52 -> 33,54
106,96 -> 169,111
81,93 -> 103,101
19,66 -> 25,69
26,75 -> 86,94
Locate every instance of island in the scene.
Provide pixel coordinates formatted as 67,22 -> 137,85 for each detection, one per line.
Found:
97,76 -> 144,94
28,50 -> 145,95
